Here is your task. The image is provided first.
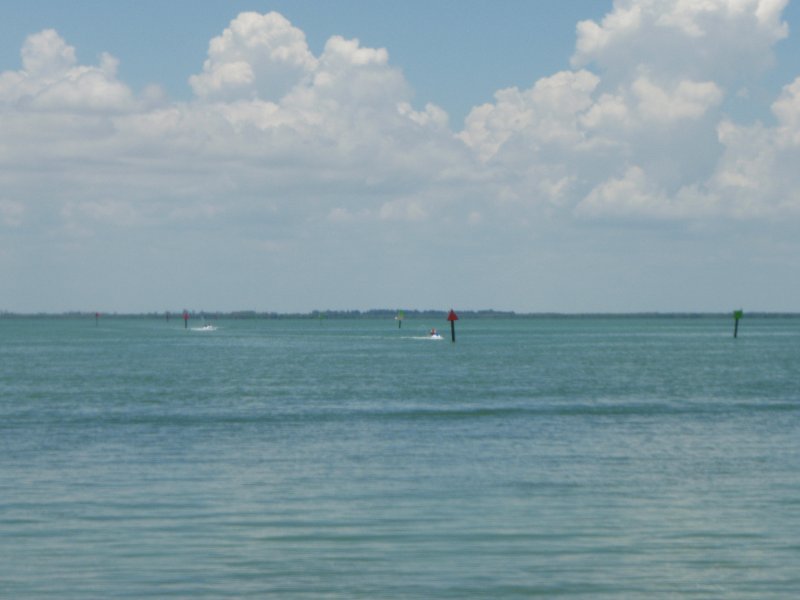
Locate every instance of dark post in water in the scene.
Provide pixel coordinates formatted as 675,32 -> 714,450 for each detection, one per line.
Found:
733,309 -> 743,338
396,310 -> 404,329
447,309 -> 459,342
183,310 -> 189,329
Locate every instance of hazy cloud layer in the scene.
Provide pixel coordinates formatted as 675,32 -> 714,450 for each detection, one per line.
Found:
1,1 -> 798,311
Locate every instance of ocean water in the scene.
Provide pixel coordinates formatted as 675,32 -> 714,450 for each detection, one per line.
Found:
1,315 -> 799,598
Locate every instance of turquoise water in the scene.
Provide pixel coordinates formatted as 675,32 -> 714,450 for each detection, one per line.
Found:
1,316 -> 799,598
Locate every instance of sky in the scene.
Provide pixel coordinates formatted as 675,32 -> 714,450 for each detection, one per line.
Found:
2,0 -> 800,313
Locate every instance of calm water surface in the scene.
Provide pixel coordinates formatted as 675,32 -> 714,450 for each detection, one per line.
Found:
1,316 -> 799,598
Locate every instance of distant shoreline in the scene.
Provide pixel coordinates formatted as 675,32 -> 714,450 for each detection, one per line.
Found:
2,310 -> 799,319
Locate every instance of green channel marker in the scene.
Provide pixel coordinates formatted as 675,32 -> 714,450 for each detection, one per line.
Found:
733,309 -> 743,338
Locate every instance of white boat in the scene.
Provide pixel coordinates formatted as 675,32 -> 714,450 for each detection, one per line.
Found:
429,333 -> 443,340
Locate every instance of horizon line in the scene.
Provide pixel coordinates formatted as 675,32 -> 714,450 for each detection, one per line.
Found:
2,309 -> 799,319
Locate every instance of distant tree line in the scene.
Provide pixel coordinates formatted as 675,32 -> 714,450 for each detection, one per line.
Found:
2,309 -> 799,319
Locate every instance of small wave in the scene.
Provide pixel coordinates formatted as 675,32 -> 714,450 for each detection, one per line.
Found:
38,400 -> 798,430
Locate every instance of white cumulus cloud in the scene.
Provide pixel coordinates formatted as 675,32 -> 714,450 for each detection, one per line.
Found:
632,76 -> 723,122
572,0 -> 788,85
456,0 -> 796,221
189,11 -> 317,101
0,29 -> 136,112
1,3 -> 800,312
709,77 -> 800,217
459,70 -> 600,162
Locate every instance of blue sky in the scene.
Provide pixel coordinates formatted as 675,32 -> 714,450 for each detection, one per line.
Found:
2,1 -> 800,313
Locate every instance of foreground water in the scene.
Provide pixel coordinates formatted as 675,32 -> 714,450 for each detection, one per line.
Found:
1,316 -> 799,598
